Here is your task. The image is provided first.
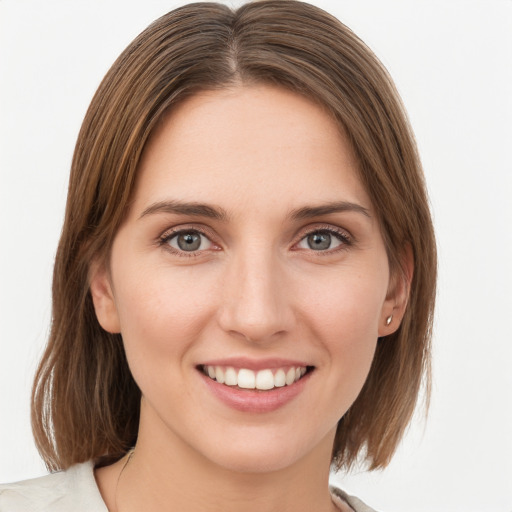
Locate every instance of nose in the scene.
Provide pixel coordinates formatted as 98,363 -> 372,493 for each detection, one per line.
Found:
217,246 -> 295,343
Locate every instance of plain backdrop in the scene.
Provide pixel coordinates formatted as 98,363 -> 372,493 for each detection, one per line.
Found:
1,1 -> 511,511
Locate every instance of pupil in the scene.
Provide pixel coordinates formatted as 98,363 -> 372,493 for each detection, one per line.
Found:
307,232 -> 331,250
177,232 -> 201,251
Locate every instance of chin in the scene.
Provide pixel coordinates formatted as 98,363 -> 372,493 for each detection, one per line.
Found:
195,426 -> 334,475
207,444 -> 304,474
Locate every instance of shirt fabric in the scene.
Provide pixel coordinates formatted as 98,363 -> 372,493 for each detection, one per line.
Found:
0,461 -> 377,512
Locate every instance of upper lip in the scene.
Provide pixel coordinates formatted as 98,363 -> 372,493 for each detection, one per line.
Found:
198,357 -> 311,371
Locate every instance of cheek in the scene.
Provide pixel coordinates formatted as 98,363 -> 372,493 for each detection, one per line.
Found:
111,263 -> 218,377
301,267 -> 387,342
298,267 -> 387,397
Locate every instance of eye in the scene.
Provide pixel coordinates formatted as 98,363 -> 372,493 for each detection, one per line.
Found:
163,229 -> 214,253
296,229 -> 350,252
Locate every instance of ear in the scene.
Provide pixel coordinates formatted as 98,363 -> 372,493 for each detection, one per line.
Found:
89,260 -> 121,334
378,245 -> 414,337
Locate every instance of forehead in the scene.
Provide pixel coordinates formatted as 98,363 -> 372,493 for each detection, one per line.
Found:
133,85 -> 371,216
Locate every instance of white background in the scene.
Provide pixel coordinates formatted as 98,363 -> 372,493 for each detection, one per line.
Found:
0,1 -> 511,511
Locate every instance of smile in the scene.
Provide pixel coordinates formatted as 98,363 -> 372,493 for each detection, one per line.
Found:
201,365 -> 309,391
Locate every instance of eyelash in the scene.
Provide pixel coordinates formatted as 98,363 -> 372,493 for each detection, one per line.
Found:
295,225 -> 353,254
158,224 -> 353,257
158,226 -> 217,258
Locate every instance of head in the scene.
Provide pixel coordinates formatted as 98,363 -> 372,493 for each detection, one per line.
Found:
32,0 -> 436,472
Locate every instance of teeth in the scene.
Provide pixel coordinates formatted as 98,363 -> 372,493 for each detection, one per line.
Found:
215,366 -> 225,384
224,367 -> 237,386
255,369 -> 274,390
238,369 -> 256,389
274,369 -> 286,387
203,365 -> 308,390
285,368 -> 296,386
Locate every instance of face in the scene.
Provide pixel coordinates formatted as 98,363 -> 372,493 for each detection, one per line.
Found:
91,85 -> 403,474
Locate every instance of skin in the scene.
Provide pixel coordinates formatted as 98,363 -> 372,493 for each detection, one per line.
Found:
91,85 -> 409,512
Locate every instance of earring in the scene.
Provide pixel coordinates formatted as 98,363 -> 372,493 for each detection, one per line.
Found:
385,315 -> 393,326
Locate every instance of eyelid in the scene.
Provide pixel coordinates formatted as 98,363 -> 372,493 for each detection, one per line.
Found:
158,224 -> 220,256
292,223 -> 354,251
156,222 -> 353,256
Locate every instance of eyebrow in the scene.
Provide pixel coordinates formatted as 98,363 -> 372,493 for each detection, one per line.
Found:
139,200 -> 228,221
139,199 -> 370,222
289,201 -> 371,220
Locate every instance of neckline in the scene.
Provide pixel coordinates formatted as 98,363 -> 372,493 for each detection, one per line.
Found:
75,461 -> 355,512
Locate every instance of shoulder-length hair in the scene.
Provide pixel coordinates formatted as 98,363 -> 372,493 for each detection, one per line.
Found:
32,0 -> 436,472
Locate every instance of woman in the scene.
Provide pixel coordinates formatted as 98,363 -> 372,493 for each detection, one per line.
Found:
0,1 -> 436,511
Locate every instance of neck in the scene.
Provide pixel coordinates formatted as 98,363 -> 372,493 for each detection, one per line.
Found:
97,405 -> 337,512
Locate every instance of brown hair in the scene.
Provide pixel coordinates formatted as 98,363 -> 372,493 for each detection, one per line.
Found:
32,0 -> 436,472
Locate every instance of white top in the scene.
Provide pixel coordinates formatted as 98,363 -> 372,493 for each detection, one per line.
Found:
0,461 -> 376,512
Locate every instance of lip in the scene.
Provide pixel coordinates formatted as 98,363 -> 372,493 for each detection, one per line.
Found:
197,359 -> 313,413
199,357 -> 309,371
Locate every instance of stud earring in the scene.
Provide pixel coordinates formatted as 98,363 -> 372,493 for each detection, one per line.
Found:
385,315 -> 393,326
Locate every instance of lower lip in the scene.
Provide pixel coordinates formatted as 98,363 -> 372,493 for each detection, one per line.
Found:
200,370 -> 312,413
